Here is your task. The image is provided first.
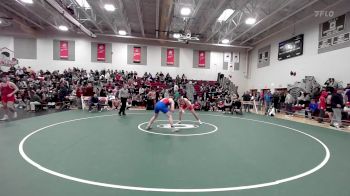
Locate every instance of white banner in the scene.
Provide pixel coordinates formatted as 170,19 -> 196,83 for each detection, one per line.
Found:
224,52 -> 231,63
233,52 -> 240,63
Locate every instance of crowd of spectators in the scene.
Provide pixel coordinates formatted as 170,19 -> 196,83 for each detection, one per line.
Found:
0,66 -> 239,113
250,85 -> 350,128
2,65 -> 348,129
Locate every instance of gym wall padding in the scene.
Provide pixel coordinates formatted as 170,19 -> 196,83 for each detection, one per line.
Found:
14,37 -> 37,59
257,45 -> 271,68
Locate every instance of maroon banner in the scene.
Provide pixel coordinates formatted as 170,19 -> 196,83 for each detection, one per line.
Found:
97,43 -> 106,61
166,48 -> 175,65
198,51 -> 205,67
60,41 -> 68,59
133,47 -> 141,63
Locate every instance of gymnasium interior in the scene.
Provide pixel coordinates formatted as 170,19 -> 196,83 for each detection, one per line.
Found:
0,0 -> 350,196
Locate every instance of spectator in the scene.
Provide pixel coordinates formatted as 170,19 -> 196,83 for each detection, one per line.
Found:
272,91 -> 281,113
29,90 -> 42,111
285,91 -> 294,116
318,91 -> 327,123
264,90 -> 272,115
99,87 -> 107,97
224,96 -> 233,113
76,84 -> 83,109
89,93 -> 100,112
242,91 -> 251,112
345,83 -> 350,103
305,99 -> 319,118
84,82 -> 94,97
330,88 -> 344,128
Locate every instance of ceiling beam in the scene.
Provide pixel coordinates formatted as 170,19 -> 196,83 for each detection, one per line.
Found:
164,0 -> 174,38
159,0 -> 173,39
116,0 -> 131,34
205,10 -> 242,42
44,0 -> 96,37
88,0 -> 118,35
240,0 -> 320,45
206,0 -> 255,43
156,0 -> 160,38
229,0 -> 297,44
72,0 -> 103,33
0,2 -> 45,30
251,0 -> 344,45
134,0 -> 145,37
185,0 -> 204,31
15,0 -> 57,29
211,0 -> 255,42
198,0 -> 228,34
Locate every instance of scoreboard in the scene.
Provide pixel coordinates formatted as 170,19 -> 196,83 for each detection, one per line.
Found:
278,34 -> 304,61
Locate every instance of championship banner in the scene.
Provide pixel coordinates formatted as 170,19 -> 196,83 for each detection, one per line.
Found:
166,48 -> 175,65
198,51 -> 205,67
233,52 -> 240,63
224,52 -> 231,63
59,41 -> 68,59
133,47 -> 141,63
97,43 -> 106,61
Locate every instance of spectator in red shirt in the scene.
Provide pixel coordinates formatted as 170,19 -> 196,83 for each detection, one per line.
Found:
105,81 -> 113,90
318,91 -> 328,123
76,84 -> 83,109
84,82 -> 94,97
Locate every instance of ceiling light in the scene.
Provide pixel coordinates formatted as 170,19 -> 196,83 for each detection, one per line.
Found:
245,17 -> 256,25
221,39 -> 230,44
0,20 -> 2,24
218,9 -> 234,22
173,33 -> 181,39
58,25 -> 68,31
20,0 -> 33,4
104,4 -> 115,12
118,30 -> 127,35
76,0 -> 90,9
180,7 -> 191,16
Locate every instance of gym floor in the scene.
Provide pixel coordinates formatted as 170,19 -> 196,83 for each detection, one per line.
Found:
0,110 -> 349,196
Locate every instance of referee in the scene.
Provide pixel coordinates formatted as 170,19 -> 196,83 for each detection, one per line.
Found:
119,84 -> 129,116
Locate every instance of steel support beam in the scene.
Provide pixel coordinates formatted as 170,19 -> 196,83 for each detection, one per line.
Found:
198,0 -> 228,34
230,0 -> 297,43
88,0 -> 118,35
134,0 -> 145,37
156,0 -> 160,38
0,2 -> 44,30
72,0 -> 103,33
240,0 -> 320,45
15,0 -> 57,29
185,0 -> 204,31
44,0 -> 96,37
251,0 -> 344,45
159,0 -> 173,39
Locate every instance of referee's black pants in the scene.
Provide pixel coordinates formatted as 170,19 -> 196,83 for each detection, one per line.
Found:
119,97 -> 127,115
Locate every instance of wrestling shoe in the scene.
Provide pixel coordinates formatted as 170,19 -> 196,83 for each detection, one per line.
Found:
171,126 -> 179,132
13,112 -> 17,119
0,115 -> 9,121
